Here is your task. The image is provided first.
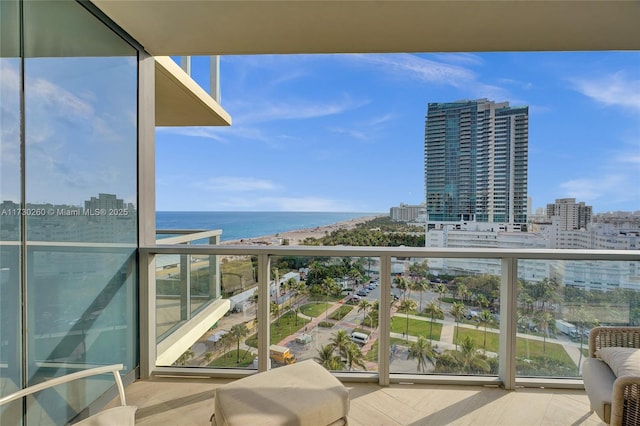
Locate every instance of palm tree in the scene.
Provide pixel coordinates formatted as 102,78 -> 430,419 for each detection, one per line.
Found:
436,283 -> 447,308
476,309 -> 496,352
398,298 -> 417,342
410,278 -> 429,313
358,299 -> 371,327
456,283 -> 469,303
220,332 -> 234,359
330,329 -> 352,360
344,342 -> 367,371
450,301 -> 466,349
322,277 -> 337,321
293,281 -> 308,326
229,323 -> 249,364
438,336 -> 491,374
476,294 -> 490,310
316,344 -> 344,371
424,301 -> 442,342
176,349 -> 195,366
571,306 -> 598,373
533,311 -> 555,354
408,335 -> 437,372
393,276 -> 410,299
285,277 -> 297,308
270,302 -> 281,326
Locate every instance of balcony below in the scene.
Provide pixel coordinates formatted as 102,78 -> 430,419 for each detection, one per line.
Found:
113,376 -> 605,425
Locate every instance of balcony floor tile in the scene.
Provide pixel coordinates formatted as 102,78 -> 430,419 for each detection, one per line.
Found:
115,376 -> 606,425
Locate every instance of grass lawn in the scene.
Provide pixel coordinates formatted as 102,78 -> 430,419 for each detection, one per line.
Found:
330,305 -> 354,320
300,302 -> 330,317
209,349 -> 254,367
245,310 -> 310,348
391,316 -> 443,341
455,327 -> 575,366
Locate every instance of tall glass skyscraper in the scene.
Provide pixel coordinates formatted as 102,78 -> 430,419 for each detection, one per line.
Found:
424,99 -> 528,226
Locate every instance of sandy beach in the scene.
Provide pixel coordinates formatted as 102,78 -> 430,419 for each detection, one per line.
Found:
220,215 -> 382,246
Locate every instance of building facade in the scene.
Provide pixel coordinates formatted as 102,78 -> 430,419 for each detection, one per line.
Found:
389,203 -> 425,222
546,198 -> 592,231
424,99 -> 528,226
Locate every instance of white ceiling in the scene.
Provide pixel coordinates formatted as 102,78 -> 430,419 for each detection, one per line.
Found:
92,0 -> 640,56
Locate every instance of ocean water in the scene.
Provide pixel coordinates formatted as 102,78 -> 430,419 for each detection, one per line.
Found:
156,211 -> 380,242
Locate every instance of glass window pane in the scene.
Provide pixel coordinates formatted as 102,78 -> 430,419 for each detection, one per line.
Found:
0,1 -> 23,423
18,1 -> 138,423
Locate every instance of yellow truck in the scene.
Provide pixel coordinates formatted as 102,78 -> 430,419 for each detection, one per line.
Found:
269,345 -> 296,365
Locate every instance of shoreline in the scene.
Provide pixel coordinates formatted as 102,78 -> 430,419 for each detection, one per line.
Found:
220,214 -> 383,246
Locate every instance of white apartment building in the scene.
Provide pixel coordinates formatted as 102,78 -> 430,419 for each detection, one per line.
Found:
390,203 -> 425,222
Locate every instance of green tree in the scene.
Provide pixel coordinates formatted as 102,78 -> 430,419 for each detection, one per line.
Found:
316,344 -> 344,371
176,349 -> 194,366
270,302 -> 281,326
408,335 -> 437,373
410,278 -> 429,313
424,301 -> 442,342
534,311 -> 555,354
344,342 -> 367,371
476,294 -> 490,310
570,305 -> 598,373
439,335 -> 490,374
330,329 -> 352,361
398,298 -> 417,342
220,332 -> 234,359
437,283 -> 447,308
322,277 -> 338,321
394,276 -> 410,299
358,299 -> 372,326
476,309 -> 496,352
229,323 -> 249,364
450,301 -> 466,349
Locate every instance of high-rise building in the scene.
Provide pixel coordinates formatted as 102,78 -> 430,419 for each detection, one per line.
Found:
424,99 -> 529,226
546,198 -> 592,230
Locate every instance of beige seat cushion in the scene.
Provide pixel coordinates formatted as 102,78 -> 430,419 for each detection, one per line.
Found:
595,347 -> 640,377
213,359 -> 349,426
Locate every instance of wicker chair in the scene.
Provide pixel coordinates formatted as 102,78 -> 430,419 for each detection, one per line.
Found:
583,326 -> 640,425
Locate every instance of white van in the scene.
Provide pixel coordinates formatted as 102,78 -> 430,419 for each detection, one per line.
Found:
350,331 -> 370,345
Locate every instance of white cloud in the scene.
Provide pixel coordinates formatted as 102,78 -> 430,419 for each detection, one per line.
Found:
559,174 -> 637,205
157,126 -> 229,143
329,127 -> 368,141
195,176 -> 279,192
350,53 -> 509,100
572,71 -> 640,111
353,53 -> 474,87
235,94 -> 368,124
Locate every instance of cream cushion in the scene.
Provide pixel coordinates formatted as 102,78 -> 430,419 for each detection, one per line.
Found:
213,359 -> 349,426
596,347 -> 640,377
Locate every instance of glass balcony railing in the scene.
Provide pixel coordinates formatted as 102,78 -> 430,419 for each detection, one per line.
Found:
140,236 -> 639,389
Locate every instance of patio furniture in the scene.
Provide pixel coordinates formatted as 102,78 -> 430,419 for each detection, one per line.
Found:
0,364 -> 136,425
211,359 -> 349,425
582,326 -> 640,425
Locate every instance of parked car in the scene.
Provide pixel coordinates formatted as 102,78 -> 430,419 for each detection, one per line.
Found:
346,295 -> 361,304
357,289 -> 368,297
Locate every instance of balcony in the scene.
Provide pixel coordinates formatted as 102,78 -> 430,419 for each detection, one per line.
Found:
118,377 -> 601,425
122,232 -> 636,425
139,233 -> 639,387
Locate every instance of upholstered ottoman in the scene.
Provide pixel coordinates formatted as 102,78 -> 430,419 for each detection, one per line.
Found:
212,359 -> 349,426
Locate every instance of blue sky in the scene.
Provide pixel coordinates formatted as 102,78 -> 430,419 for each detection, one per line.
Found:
156,52 -> 639,214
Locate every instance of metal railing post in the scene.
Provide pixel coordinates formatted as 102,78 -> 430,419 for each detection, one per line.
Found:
257,254 -> 271,371
378,255 -> 391,386
499,256 -> 518,389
